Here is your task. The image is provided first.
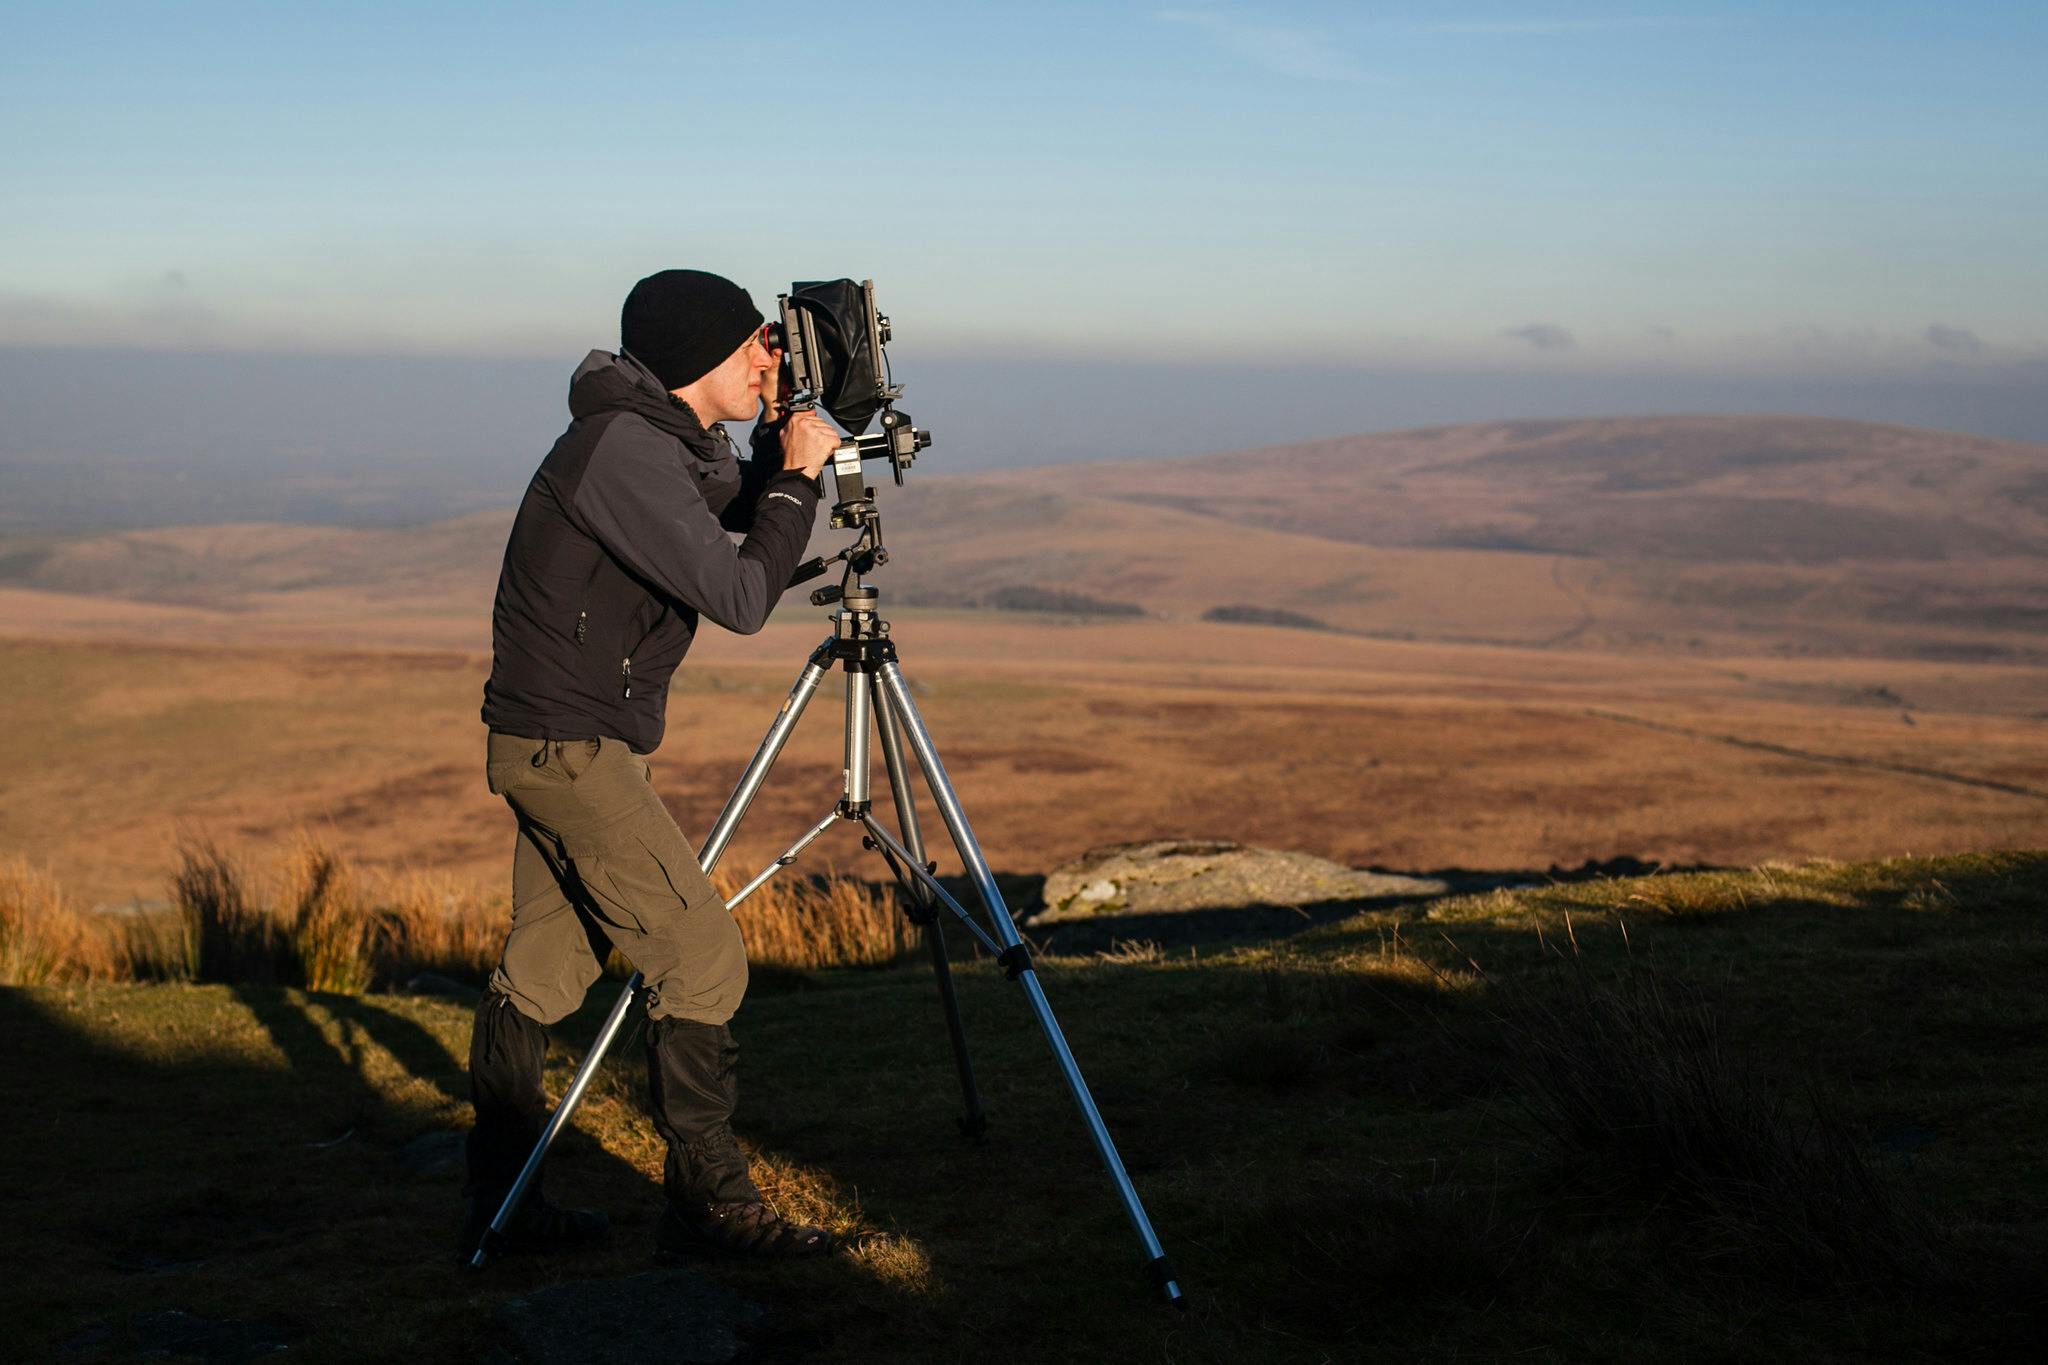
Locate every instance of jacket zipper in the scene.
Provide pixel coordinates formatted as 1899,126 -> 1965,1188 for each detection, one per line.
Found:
617,608 -> 671,701
573,557 -> 606,646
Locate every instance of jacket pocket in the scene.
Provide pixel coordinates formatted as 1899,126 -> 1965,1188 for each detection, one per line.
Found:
572,556 -> 607,646
620,609 -> 670,699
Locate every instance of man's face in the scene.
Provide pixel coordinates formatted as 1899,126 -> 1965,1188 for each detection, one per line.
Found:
687,332 -> 774,424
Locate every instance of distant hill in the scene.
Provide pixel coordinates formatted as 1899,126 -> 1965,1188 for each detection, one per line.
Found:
3,416 -> 2043,662
880,416 -> 2048,660
972,415 -> 2048,563
0,513 -> 505,609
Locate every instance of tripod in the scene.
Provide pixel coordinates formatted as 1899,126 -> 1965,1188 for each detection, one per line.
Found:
471,497 -> 1183,1308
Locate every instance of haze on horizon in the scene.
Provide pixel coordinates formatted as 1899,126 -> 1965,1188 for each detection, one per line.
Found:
3,1 -> 2045,522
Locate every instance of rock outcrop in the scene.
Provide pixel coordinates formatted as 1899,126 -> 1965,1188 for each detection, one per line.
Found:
1036,840 -> 1448,922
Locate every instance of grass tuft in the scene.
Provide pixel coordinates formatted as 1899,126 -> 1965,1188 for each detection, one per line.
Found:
1624,871 -> 1751,918
1,857 -> 89,984
718,869 -> 911,972
19,842 -> 914,990
1501,934 -> 1940,1290
372,870 -> 506,982
1092,937 -> 1164,964
278,833 -> 374,995
117,905 -> 198,983
172,838 -> 288,985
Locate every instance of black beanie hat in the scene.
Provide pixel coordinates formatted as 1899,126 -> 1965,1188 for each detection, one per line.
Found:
620,269 -> 764,391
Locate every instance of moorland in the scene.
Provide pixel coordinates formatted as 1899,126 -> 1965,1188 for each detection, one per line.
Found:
1,414 -> 2043,908
3,413 -> 2045,1360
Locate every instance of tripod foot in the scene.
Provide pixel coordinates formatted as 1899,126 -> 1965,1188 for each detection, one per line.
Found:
1147,1255 -> 1187,1309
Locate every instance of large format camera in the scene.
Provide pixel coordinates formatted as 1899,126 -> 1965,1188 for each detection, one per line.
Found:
766,280 -> 931,583
764,280 -> 929,510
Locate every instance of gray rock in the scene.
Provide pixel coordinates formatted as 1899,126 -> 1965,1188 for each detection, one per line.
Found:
1037,840 -> 1449,922
495,1269 -> 760,1365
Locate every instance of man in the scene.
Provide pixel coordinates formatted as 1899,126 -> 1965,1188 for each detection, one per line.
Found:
466,269 -> 839,1261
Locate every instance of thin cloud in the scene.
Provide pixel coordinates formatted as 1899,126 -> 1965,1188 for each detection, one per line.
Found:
1426,17 -> 1724,36
1502,322 -> 1577,351
1155,8 -> 1366,82
1925,323 -> 1985,356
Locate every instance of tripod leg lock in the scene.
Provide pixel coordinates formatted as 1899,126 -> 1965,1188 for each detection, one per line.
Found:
996,943 -> 1032,980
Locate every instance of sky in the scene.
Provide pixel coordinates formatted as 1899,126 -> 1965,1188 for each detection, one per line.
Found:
2,1 -> 2046,514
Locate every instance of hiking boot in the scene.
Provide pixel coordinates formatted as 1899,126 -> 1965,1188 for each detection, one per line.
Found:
460,1191 -> 610,1263
656,1200 -> 833,1260
644,1020 -> 828,1258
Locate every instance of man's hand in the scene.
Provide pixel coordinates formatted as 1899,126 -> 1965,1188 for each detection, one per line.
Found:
780,408 -> 837,479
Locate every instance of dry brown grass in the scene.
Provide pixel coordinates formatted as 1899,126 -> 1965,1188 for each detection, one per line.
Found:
716,867 -> 912,971
278,833 -> 373,994
0,856 -> 124,984
173,838 -> 288,984
1,857 -> 75,985
16,839 -> 910,990
373,870 -> 506,980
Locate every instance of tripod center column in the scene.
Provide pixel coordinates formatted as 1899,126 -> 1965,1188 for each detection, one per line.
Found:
836,584 -> 883,813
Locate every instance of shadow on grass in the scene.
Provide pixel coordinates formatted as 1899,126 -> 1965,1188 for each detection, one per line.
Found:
7,850 -> 2046,1361
0,983 -> 947,1364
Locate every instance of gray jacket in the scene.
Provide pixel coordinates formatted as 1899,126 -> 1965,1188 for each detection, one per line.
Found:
481,350 -> 820,753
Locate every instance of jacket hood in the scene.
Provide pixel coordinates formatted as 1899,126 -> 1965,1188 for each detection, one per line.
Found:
566,349 -> 729,458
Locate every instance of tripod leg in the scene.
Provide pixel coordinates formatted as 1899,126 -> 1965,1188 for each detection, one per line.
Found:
723,808 -> 841,909
469,978 -> 640,1267
873,662 -> 1185,1307
702,641 -> 835,869
470,642 -> 834,1270
870,674 -> 987,1138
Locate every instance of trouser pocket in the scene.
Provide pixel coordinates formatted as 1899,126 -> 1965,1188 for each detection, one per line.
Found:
487,735 -> 601,794
573,815 -> 747,1025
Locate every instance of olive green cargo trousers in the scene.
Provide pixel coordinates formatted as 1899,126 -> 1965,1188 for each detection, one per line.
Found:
483,731 -> 746,1027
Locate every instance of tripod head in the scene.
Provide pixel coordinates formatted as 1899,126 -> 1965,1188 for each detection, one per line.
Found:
794,514 -> 886,609
786,408 -> 926,605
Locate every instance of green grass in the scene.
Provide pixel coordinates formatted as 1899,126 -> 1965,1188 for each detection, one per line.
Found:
8,852 -> 2045,1362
